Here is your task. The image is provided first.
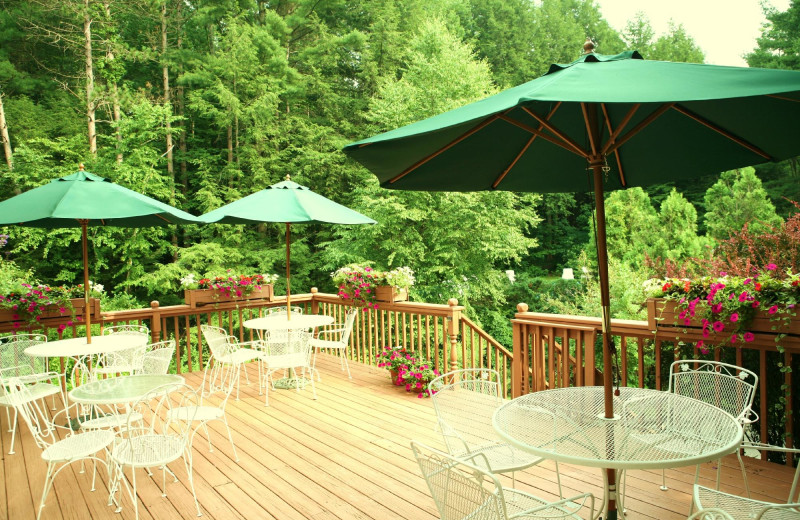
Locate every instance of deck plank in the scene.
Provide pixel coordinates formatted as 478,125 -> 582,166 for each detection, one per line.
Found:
2,353 -> 798,519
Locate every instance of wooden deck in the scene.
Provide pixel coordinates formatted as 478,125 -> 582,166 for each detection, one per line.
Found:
2,355 -> 797,520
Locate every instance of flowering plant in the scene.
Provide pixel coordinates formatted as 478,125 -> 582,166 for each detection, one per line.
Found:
644,262 -> 800,353
377,346 -> 416,372
0,281 -> 101,331
377,346 -> 440,398
181,271 -> 279,299
331,264 -> 415,310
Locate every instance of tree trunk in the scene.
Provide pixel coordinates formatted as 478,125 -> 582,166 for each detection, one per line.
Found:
176,2 -> 187,198
84,0 -> 97,155
161,1 -> 177,260
104,1 -> 122,163
0,93 -> 13,173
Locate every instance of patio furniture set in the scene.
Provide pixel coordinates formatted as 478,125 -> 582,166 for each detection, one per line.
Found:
0,307 -> 356,520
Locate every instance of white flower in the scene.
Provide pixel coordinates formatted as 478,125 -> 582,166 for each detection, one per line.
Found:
180,273 -> 197,287
739,372 -> 749,380
88,281 -> 104,293
681,363 -> 690,372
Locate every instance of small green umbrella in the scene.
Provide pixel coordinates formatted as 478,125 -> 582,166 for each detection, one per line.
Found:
200,177 -> 376,318
344,43 -> 800,519
0,166 -> 202,342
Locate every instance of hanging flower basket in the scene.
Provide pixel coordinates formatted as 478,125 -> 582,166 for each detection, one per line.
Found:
0,298 -> 100,329
184,285 -> 274,308
374,286 -> 409,303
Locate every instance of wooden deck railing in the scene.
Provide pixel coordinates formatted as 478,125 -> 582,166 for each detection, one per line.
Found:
511,303 -> 799,455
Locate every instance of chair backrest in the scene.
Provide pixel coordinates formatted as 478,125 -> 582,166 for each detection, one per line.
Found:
1,377 -> 61,450
0,333 -> 48,373
138,340 -> 176,375
669,360 -> 757,422
120,382 -> 198,446
263,329 -> 311,368
411,440 -> 505,520
267,306 -> 303,315
429,369 -> 504,457
339,309 -> 358,346
688,509 -> 736,520
103,324 -> 150,337
200,356 -> 240,408
201,324 -> 237,359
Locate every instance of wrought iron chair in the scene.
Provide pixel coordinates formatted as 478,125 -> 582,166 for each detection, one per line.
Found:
266,306 -> 304,315
109,382 -> 201,520
135,340 -> 176,375
660,360 -> 758,491
0,333 -> 58,423
411,440 -> 594,520
428,368 -> 558,490
94,324 -> 150,377
200,324 -> 261,399
309,308 -> 356,380
258,329 -> 315,406
0,364 -> 63,454
167,356 -> 240,461
66,359 -> 143,432
3,376 -> 114,520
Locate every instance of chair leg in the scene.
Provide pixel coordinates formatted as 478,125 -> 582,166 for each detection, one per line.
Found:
8,407 -> 17,454
36,462 -> 57,520
221,417 -> 239,462
737,449 -> 752,499
183,450 -> 202,517
308,368 -> 317,400
341,349 -> 351,379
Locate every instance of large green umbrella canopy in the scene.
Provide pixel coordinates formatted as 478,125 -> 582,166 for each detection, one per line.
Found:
200,177 -> 375,318
344,45 -> 800,518
0,167 -> 202,341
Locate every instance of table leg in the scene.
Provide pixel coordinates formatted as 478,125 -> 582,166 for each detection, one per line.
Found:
600,468 -> 626,520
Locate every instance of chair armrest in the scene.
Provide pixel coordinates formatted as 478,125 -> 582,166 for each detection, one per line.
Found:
755,503 -> 800,519
317,326 -> 346,338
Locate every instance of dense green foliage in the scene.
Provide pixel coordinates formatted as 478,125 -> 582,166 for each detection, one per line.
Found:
0,0 -> 797,348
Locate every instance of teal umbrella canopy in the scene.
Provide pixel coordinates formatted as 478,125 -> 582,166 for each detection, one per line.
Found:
0,168 -> 201,342
344,50 -> 800,193
200,179 -> 376,225
0,170 -> 201,228
200,178 -> 375,317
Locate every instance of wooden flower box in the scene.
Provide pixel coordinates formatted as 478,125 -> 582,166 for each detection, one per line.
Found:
184,285 -> 274,308
0,298 -> 101,327
646,297 -> 800,337
374,286 -> 408,303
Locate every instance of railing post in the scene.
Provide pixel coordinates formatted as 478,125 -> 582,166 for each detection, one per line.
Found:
447,298 -> 461,374
310,287 -> 320,315
150,300 -> 161,342
511,303 -> 528,398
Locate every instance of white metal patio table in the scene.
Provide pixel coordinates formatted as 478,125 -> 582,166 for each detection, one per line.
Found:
243,314 -> 334,389
25,334 -> 148,363
493,386 -> 743,520
69,374 -> 184,405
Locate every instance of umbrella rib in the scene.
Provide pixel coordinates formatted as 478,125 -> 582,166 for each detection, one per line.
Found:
601,103 -> 628,188
520,106 -> 589,157
498,114 -> 588,158
605,103 -> 674,155
767,94 -> 800,103
492,103 -> 565,189
388,113 -> 504,184
670,105 -> 773,160
580,103 -> 600,156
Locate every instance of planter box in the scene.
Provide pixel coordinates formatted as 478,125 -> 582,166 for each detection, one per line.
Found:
0,298 -> 100,327
374,286 -> 408,303
647,297 -> 800,336
184,285 -> 274,308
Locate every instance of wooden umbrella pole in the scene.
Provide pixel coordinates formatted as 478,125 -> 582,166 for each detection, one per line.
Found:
80,219 -> 92,343
286,222 -> 291,320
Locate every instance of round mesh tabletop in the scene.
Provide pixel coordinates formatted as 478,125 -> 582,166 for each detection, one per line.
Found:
243,314 -> 334,331
493,386 -> 742,470
24,335 -> 147,358
69,374 -> 184,405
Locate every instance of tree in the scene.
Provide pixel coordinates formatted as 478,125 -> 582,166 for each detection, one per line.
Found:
650,188 -> 709,262
598,187 -> 659,269
746,0 -> 800,71
704,168 -> 783,241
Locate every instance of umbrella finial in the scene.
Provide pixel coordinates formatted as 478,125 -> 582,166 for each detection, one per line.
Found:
285,174 -> 291,181
583,38 -> 595,55
78,163 -> 85,171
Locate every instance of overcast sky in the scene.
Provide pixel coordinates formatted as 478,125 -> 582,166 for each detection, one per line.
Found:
593,0 -> 791,66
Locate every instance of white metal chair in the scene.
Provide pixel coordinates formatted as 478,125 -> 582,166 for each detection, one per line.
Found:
660,360 -> 758,491
94,324 -> 150,377
0,334 -> 58,430
136,340 -> 176,375
693,469 -> 800,520
167,357 -> 240,462
109,382 -> 201,520
200,324 -> 261,399
310,308 -> 356,379
3,376 -> 115,520
428,368 -> 556,490
0,364 -> 63,454
266,306 -> 304,315
411,440 -> 594,520
258,329 -> 315,406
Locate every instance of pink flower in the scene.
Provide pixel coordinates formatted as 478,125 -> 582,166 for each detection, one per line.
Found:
57,324 -> 66,332
743,332 -> 755,342
711,303 -> 723,313
712,321 -> 724,332
766,263 -> 777,271
730,334 -> 738,343
730,313 -> 739,322
752,301 -> 760,308
768,305 -> 778,315
738,292 -> 748,302
12,321 -> 20,329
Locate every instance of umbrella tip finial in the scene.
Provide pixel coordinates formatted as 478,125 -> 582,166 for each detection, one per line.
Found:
583,38 -> 595,54
78,163 -> 85,171
285,174 -> 291,181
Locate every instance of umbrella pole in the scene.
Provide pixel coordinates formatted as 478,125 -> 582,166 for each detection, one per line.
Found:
80,220 -> 92,344
591,158 -> 617,518
286,222 -> 291,320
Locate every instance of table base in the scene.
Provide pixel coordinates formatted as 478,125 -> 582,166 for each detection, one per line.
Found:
273,376 -> 311,390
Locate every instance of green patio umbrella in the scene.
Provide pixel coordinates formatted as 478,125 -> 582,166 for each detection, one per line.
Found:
200,176 -> 376,319
344,42 -> 800,518
0,166 -> 202,342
